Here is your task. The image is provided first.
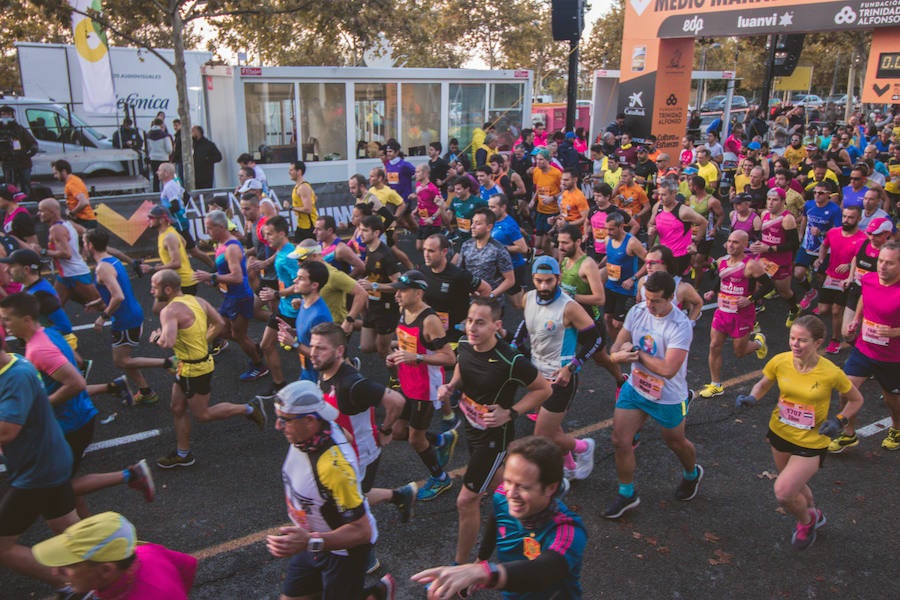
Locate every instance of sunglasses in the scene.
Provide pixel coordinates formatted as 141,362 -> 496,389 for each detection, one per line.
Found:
276,414 -> 306,425
397,274 -> 425,289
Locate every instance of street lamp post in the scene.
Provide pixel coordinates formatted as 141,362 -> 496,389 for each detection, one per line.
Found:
699,42 -> 721,109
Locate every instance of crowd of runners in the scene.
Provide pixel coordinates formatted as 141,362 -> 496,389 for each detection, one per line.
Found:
0,107 -> 899,599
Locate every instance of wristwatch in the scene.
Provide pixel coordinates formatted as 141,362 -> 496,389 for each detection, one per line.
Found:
372,282 -> 380,291
308,537 -> 325,553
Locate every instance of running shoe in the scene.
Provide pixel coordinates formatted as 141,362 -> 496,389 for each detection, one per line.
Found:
602,493 -> 640,519
785,306 -> 801,327
239,364 -> 270,381
752,332 -> 768,360
111,375 -> 134,407
350,356 -> 361,371
366,554 -> 381,575
791,512 -> 817,550
827,433 -> 859,453
393,482 -> 417,523
157,450 -> 195,469
811,306 -> 822,315
80,359 -> 93,382
127,459 -> 155,502
811,507 -> 827,530
387,375 -> 400,390
436,429 -> 458,468
416,476 -> 452,501
563,467 -> 576,481
210,338 -> 229,356
764,289 -> 778,299
257,381 -> 287,400
247,397 -> 267,430
573,438 -> 596,480
133,390 -> 159,406
799,289 -> 818,311
380,573 -> 396,600
825,339 -> 841,354
755,301 -> 766,314
882,427 -> 900,451
752,321 -> 761,335
675,464 -> 704,501
440,413 -> 460,433
698,383 -> 724,398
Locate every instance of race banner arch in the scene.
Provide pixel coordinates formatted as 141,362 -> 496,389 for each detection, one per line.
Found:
619,0 -> 900,153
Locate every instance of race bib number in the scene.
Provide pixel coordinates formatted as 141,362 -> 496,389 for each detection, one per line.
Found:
607,263 -> 621,282
631,367 -> 663,401
854,268 -> 869,284
760,259 -> 780,278
459,394 -> 489,430
862,319 -> 890,346
457,217 -> 471,232
387,172 -> 399,185
418,208 -> 430,218
397,328 -> 418,354
777,398 -> 816,430
717,293 -> 741,314
593,227 -> 607,242
823,275 -> 844,291
436,311 -> 450,331
218,283 -> 229,294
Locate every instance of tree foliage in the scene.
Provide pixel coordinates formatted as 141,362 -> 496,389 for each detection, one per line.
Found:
582,0 -> 624,75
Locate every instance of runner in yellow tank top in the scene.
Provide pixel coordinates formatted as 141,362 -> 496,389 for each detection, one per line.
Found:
149,269 -> 267,469
143,207 -> 197,294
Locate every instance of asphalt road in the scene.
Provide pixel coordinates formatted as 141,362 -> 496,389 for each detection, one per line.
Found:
2,247 -> 898,600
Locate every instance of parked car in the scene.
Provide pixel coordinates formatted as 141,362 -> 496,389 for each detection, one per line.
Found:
824,94 -> 858,107
792,94 -> 824,109
700,95 -> 748,112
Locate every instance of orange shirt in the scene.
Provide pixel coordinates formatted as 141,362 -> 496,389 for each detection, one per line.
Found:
614,183 -> 649,218
532,167 -> 562,214
64,175 -> 96,221
560,188 -> 589,224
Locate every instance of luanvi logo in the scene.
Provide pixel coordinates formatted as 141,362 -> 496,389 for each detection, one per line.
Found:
630,0 -> 652,17
873,83 -> 889,97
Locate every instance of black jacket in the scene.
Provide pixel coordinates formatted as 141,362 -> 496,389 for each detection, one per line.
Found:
0,121 -> 38,167
192,136 -> 222,189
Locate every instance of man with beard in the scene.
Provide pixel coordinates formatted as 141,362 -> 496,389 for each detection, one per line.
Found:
149,269 -> 265,468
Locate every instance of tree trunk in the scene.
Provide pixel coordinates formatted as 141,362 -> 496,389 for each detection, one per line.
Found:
171,3 -> 195,191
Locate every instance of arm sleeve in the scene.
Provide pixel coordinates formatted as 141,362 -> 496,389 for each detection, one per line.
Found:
773,227 -> 799,253
572,324 -> 603,366
750,274 -> 775,302
476,510 -> 498,561
345,377 -> 387,414
502,551 -> 571,593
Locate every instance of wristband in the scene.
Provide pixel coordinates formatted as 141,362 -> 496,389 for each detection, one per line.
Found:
211,273 -> 218,285
379,425 -> 393,436
481,561 -> 500,588
100,311 -> 110,320
567,358 -> 582,373
416,353 -> 424,364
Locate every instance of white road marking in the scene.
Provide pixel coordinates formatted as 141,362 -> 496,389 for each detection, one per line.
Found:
84,429 -> 161,454
856,417 -> 893,438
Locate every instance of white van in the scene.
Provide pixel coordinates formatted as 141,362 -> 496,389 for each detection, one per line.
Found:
0,95 -> 128,178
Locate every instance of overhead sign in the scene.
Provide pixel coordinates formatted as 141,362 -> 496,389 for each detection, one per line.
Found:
862,27 -> 900,103
628,0 -> 900,39
774,66 -> 813,92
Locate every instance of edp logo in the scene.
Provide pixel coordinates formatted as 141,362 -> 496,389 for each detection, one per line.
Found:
682,16 -> 704,35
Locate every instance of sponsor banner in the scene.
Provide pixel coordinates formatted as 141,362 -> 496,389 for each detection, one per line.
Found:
862,27 -> 900,103
627,0 -> 899,40
652,38 -> 695,155
69,0 -> 116,114
774,66 -> 814,92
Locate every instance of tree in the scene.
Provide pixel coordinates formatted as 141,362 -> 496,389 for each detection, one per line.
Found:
581,0 -> 624,75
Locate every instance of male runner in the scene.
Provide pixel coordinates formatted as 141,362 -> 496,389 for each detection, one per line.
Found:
357,215 -> 403,360
289,239 -> 368,332
749,189 -> 801,326
605,272 -> 702,519
587,183 -> 636,266
150,269 -> 265,468
314,215 -> 365,276
36,198 -> 101,310
698,230 -> 771,398
277,260 -> 332,382
795,181 -> 842,310
194,210 -> 268,381
413,436 -> 585,599
439,297 -> 551,565
838,241 -> 900,451
455,208 -> 515,300
814,206 -> 866,353
488,193 -> 529,309
156,161 -> 214,269
445,176 -> 487,248
142,205 -> 197,298
603,212 -> 648,344
557,224 -> 627,390
530,150 -> 562,256
517,257 -> 604,480
385,270 -> 458,501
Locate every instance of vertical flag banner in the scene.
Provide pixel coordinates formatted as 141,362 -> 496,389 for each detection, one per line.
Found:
69,0 -> 116,114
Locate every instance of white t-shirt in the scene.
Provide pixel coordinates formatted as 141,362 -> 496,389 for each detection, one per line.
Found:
623,302 -> 692,405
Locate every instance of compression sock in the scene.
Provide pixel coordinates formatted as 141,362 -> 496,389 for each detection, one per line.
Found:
683,466 -> 699,481
618,482 -> 635,498
418,447 -> 445,478
177,448 -> 190,458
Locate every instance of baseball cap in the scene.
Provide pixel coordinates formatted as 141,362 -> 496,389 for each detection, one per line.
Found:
636,145 -> 648,153
805,144 -> 818,151
683,166 -> 698,175
0,183 -> 26,202
0,248 -> 42,270
733,193 -> 752,204
32,512 -> 137,567
274,380 -> 339,421
866,217 -> 893,235
565,131 -> 576,139
532,255 -> 560,275
148,205 -> 169,218
747,141 -> 761,150
288,239 -> 321,261
766,187 -> 786,200
391,270 -> 428,290
238,178 -> 263,193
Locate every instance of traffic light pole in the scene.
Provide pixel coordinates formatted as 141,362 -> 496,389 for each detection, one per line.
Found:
565,37 -> 579,132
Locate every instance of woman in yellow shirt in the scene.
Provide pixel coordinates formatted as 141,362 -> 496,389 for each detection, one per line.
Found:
737,315 -> 863,551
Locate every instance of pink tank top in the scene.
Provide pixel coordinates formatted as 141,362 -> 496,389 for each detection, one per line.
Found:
730,212 -> 756,237
656,204 -> 691,257
590,211 -> 609,254
857,272 -> 900,362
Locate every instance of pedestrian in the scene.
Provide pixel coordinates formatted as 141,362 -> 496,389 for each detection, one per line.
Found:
190,125 -> 222,189
147,118 -> 173,192
0,104 -> 38,195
